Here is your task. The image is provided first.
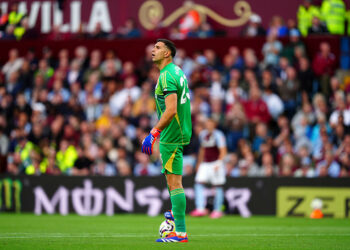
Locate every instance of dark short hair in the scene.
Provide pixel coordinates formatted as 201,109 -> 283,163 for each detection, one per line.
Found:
157,39 -> 176,58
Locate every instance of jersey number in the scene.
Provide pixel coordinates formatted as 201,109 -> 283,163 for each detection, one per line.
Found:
180,76 -> 190,104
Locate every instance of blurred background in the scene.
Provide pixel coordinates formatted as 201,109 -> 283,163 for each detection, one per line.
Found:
0,0 -> 349,217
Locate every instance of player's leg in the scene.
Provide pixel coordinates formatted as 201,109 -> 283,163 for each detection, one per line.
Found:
194,182 -> 206,212
209,160 -> 226,218
211,185 -> 224,218
157,144 -> 188,242
166,173 -> 187,234
191,162 -> 209,216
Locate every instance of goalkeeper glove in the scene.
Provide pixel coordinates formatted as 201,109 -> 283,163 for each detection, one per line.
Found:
141,128 -> 161,155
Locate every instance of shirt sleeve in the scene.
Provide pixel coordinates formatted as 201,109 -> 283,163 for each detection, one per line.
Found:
215,130 -> 227,148
198,130 -> 205,144
161,72 -> 178,97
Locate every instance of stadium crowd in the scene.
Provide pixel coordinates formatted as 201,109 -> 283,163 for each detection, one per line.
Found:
0,1 -> 349,178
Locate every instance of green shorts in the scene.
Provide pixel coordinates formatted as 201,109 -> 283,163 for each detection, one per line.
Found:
159,143 -> 184,175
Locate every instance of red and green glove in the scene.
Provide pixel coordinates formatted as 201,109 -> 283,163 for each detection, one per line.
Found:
141,128 -> 161,155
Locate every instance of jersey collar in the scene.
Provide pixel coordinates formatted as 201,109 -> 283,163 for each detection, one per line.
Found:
160,62 -> 173,73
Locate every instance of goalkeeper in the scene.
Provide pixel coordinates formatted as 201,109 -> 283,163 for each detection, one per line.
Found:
141,39 -> 192,243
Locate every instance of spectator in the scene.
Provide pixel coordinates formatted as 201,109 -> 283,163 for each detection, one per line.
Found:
240,14 -> 266,37
116,18 -> 141,39
238,152 -> 260,177
228,46 -> 244,71
252,122 -> 270,154
329,90 -> 350,128
101,50 -> 122,76
273,115 -> 292,155
242,87 -> 271,126
276,57 -> 289,82
116,158 -> 132,176
109,76 -> 141,116
260,152 -> 278,177
316,150 -> 341,177
242,49 -> 260,80
321,0 -> 346,35
297,0 -> 321,36
276,66 -> 300,119
187,22 -> 214,38
8,2 -> 25,27
312,42 -> 336,98
2,49 -> 23,82
312,93 -> 329,118
267,16 -> 289,37
294,156 -> 315,177
329,76 -> 341,106
279,153 -> 297,176
132,81 -> 156,117
66,59 -> 83,86
0,125 -> 9,173
46,25 -> 71,41
169,26 -> 186,40
93,160 -> 116,176
144,18 -> 168,39
179,10 -> 201,37
225,76 -> 245,110
74,46 -> 89,71
280,29 -> 305,65
292,102 -> 316,134
261,69 -> 278,93
262,85 -> 284,120
286,18 -> 299,34
225,153 -> 239,176
225,102 -> 247,152
56,139 -> 78,174
6,71 -> 21,97
204,49 -> 222,71
83,49 -> 102,83
297,57 -> 315,102
36,59 -> 54,82
134,151 -> 160,176
42,47 -> 57,69
262,33 -> 283,68
87,22 -> 109,39
0,9 -> 8,33
72,146 -> 93,176
308,16 -> 329,35
14,17 -> 37,40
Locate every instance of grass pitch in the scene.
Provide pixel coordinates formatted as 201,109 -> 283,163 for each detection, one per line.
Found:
0,214 -> 349,249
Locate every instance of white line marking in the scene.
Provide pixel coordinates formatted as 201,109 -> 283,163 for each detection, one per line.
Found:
0,233 -> 349,239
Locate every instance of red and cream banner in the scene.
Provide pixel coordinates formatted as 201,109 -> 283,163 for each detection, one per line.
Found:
0,0 -> 303,35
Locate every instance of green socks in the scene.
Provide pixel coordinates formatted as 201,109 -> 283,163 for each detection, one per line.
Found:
170,188 -> 186,232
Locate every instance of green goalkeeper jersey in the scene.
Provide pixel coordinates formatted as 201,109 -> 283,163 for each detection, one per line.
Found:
155,62 -> 192,145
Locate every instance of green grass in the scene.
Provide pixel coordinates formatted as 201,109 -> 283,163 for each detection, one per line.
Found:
0,214 -> 349,249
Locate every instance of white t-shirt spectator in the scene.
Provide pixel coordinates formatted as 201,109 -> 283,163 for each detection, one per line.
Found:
329,109 -> 350,127
2,57 -> 23,81
262,92 -> 284,119
316,160 -> 340,178
210,81 -> 225,100
109,87 -> 141,116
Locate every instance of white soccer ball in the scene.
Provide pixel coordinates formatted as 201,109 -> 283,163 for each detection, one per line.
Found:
159,219 -> 175,238
311,198 -> 323,210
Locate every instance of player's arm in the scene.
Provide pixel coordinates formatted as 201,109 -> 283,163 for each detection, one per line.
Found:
154,93 -> 177,130
217,132 -> 227,164
218,146 -> 227,161
141,93 -> 177,155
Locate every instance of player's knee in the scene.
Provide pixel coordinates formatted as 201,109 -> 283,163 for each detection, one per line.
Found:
168,181 -> 183,191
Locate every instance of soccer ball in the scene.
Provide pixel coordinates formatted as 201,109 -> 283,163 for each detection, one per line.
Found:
159,219 -> 175,238
311,198 -> 323,209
